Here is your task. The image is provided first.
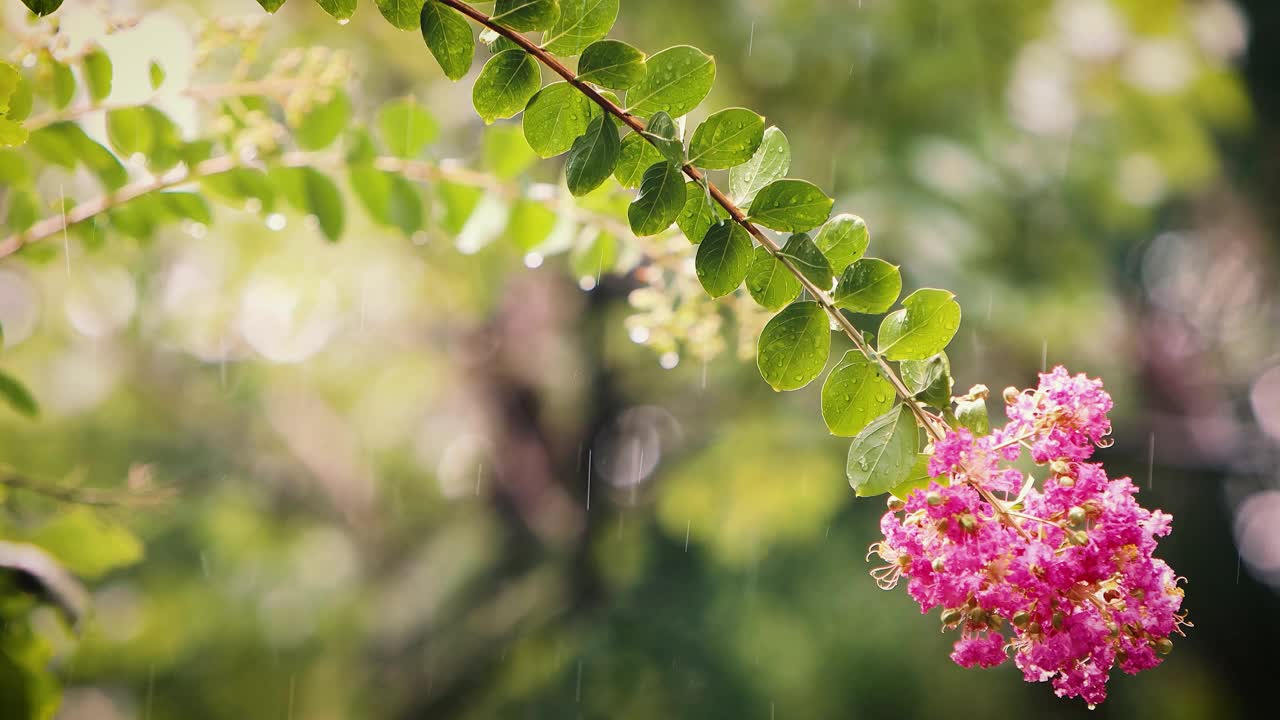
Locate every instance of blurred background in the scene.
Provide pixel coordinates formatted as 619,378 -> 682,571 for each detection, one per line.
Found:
2,0 -> 1280,717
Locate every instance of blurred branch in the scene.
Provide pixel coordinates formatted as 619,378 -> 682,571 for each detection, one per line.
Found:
0,152 -> 633,260
0,465 -> 174,508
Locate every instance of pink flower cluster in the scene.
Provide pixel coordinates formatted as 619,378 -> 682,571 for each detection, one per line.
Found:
868,367 -> 1186,707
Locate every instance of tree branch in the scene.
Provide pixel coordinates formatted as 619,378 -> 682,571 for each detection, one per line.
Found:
436,0 -> 944,440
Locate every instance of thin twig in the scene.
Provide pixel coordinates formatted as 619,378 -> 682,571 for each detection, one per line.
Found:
435,0 -> 942,439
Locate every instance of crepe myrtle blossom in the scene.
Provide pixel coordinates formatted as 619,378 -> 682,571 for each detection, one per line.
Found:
868,367 -> 1187,707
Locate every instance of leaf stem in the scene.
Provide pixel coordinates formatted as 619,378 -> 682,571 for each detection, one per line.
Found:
434,0 -> 943,440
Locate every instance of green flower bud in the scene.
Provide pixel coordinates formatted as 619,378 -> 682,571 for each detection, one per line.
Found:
1067,506 -> 1087,526
932,557 -> 946,573
1052,611 -> 1065,629
940,608 -> 963,626
887,497 -> 906,512
1154,637 -> 1173,655
1069,530 -> 1089,546
1012,611 -> 1031,627
959,513 -> 978,531
1058,476 -> 1075,488
896,553 -> 913,567
926,491 -> 944,507
1003,386 -> 1019,404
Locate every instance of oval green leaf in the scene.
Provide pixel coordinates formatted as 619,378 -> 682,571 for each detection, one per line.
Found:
492,0 -> 560,32
747,179 -> 833,232
833,258 -> 901,314
614,132 -> 664,188
744,245 -> 801,311
315,0 -> 356,20
376,0 -> 427,30
877,288 -> 962,361
270,166 -> 345,242
420,0 -> 475,81
0,368 -> 38,418
956,397 -> 990,436
641,111 -> 683,165
675,181 -> 726,245
821,351 -> 894,437
296,91 -> 351,150
779,232 -> 833,289
695,220 -> 752,298
473,49 -> 541,124
577,39 -> 646,90
757,301 -> 831,392
543,0 -> 618,56
566,114 -> 620,196
847,404 -> 919,497
688,107 -> 764,170
815,213 -> 869,273
625,45 -> 715,119
523,81 -> 599,157
627,161 -> 684,236
378,98 -> 440,157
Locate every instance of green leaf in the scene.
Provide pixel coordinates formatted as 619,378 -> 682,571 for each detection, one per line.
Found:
473,49 -> 540,124
523,81 -> 599,158
315,0 -> 356,19
757,301 -> 831,391
0,119 -> 27,148
377,98 -> 440,157
675,181 -> 726,245
748,179 -> 833,232
483,123 -> 537,179
271,167 -> 345,242
695,220 -> 752,298
614,132 -> 663,188
833,258 -> 900,314
28,507 -> 143,580
376,0 -> 426,30
296,91 -> 351,150
688,107 -> 764,170
203,168 -> 275,213
641,111 -> 683,165
577,39 -> 646,90
4,189 -> 37,233
877,288 -> 962,361
956,397 -> 990,436
350,165 -> 423,236
420,0 -> 475,81
82,49 -> 112,102
779,232 -> 832,289
492,0 -> 560,32
29,122 -> 125,189
847,404 -> 919,497
815,213 -> 869,273
565,114 -> 620,196
148,60 -> 166,90
0,368 -> 38,418
158,192 -> 212,224
256,0 -> 287,11
627,161 -> 684,236
507,198 -> 556,251
48,58 -> 74,110
438,181 -> 482,234
744,245 -> 801,311
625,45 -> 715,119
21,1 -> 65,16
901,353 -> 951,409
543,0 -> 618,55
105,106 -> 181,170
821,350 -> 895,437
889,453 -> 935,501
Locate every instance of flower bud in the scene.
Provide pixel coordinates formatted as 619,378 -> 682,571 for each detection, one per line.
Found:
959,513 -> 978,531
934,518 -> 950,533
926,491 -> 944,507
1154,637 -> 1173,655
1050,460 -> 1071,476
1003,386 -> 1019,404
1052,611 -> 1065,629
1058,476 -> 1075,488
989,614 -> 1004,631
896,553 -> 913,567
968,606 -> 987,624
932,557 -> 946,573
1067,506 -> 1087,526
1070,530 -> 1089,545
887,497 -> 906,512
1012,610 -> 1031,627
940,608 -> 963,626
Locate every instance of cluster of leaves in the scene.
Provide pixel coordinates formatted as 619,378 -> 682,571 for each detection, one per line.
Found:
398,0 -> 978,498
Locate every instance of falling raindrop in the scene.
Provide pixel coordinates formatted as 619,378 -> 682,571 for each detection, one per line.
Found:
524,252 -> 544,268
266,213 -> 287,231
579,275 -> 597,291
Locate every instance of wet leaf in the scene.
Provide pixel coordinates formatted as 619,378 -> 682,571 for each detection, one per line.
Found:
821,351 -> 895,437
815,213 -> 869,273
473,49 -> 541,124
625,45 -> 715,119
877,288 -> 961,361
744,246 -> 801,311
627,161 -> 684,235
523,81 -> 599,157
420,0 -> 476,80
565,114 -> 620,196
833,258 -> 900,314
695,220 -> 752,298
577,39 -> 646,90
688,107 -> 764,170
847,404 -> 919,497
748,179 -> 833,232
543,0 -> 618,56
757,301 -> 831,391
